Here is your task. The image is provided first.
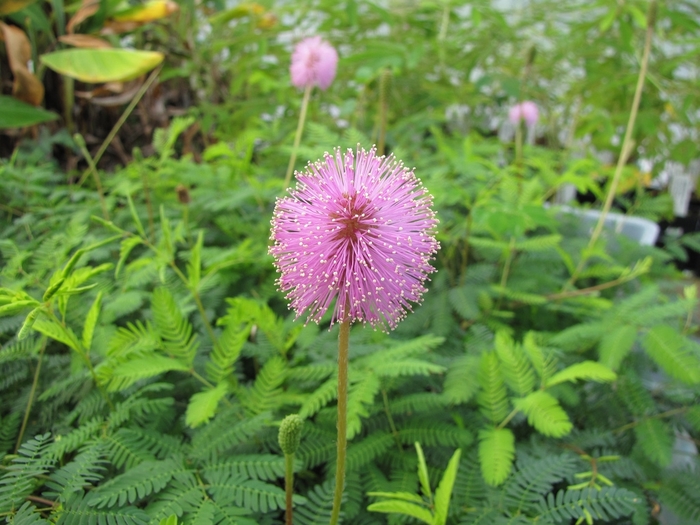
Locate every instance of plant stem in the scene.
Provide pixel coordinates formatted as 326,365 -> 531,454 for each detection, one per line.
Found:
78,65 -> 163,185
377,69 -> 390,156
566,1 -> 656,287
330,319 -> 351,525
15,338 -> 47,453
75,134 -> 109,220
381,388 -> 402,452
141,168 -> 155,243
613,406 -> 686,434
284,85 -> 313,188
284,453 -> 295,525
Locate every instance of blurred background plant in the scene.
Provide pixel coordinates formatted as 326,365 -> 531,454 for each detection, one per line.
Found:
1,0 -> 700,524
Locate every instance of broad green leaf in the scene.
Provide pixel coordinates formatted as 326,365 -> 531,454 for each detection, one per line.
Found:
598,324 -> 637,371
33,318 -> 80,351
434,448 -> 461,525
186,382 -> 228,428
546,361 -> 617,388
643,325 -> 700,384
513,391 -> 573,438
415,442 -> 432,501
82,291 -> 103,351
41,48 -> 163,83
367,500 -> 434,525
0,95 -> 58,129
478,427 -> 515,486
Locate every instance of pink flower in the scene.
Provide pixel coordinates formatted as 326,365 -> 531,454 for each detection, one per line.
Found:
508,101 -> 539,127
290,36 -> 338,90
270,147 -> 439,330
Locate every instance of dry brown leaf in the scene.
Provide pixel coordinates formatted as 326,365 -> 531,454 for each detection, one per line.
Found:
0,21 -> 43,106
58,34 -> 112,48
66,0 -> 99,34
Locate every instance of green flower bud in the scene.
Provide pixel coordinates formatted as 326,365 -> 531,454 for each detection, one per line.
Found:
278,414 -> 303,455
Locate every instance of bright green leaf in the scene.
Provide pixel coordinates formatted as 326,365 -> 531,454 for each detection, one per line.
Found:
186,382 -> 228,428
546,361 -> 617,388
41,48 -> 164,83
513,391 -> 573,438
478,427 -> 515,486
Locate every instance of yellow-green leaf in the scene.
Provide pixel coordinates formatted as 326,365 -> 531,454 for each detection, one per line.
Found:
513,391 -> 573,438
41,48 -> 163,83
478,427 -> 515,486
185,382 -> 228,428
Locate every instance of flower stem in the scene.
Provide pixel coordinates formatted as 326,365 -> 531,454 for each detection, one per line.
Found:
15,338 -> 47,453
330,319 -> 350,525
284,85 -> 313,188
284,453 -> 295,525
566,0 -> 655,288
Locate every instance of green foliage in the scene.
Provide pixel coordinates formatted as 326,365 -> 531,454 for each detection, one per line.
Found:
2,2 -> 700,524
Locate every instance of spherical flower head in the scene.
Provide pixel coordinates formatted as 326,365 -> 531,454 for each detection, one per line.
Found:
508,101 -> 539,127
270,146 -> 439,331
290,36 -> 338,90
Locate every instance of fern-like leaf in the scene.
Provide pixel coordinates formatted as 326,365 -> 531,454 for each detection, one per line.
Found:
513,391 -> 572,438
151,287 -> 198,364
634,419 -> 673,467
89,459 -> 186,508
535,487 -> 640,523
501,454 -> 578,512
0,433 -> 54,513
495,332 -> 536,397
44,441 -> 107,503
204,470 -> 303,514
477,352 -> 509,424
6,502 -> 50,525
478,427 -> 514,487
642,325 -> 700,384
56,492 -> 150,525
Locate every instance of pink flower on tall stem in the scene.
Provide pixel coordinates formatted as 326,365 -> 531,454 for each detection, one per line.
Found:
508,101 -> 539,127
290,36 -> 338,90
270,146 -> 439,330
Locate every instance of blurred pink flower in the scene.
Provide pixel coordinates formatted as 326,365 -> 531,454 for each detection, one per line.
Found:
508,101 -> 539,127
270,147 -> 439,330
290,36 -> 338,90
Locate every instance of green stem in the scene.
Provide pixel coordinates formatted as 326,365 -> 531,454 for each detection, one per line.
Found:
284,453 -> 295,525
141,168 -> 155,243
284,85 -> 313,188
74,134 -> 109,220
15,338 -> 47,453
330,319 -> 351,525
377,69 -> 390,156
496,236 -> 517,309
381,388 -> 402,453
78,65 -> 163,185
515,123 -> 523,175
496,408 -> 519,430
566,1 -> 655,288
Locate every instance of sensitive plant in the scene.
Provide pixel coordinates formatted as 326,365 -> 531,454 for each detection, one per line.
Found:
270,146 -> 439,524
2,1 -> 700,525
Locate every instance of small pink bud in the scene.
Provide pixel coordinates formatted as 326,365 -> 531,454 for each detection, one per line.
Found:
290,36 -> 338,90
508,101 -> 539,127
